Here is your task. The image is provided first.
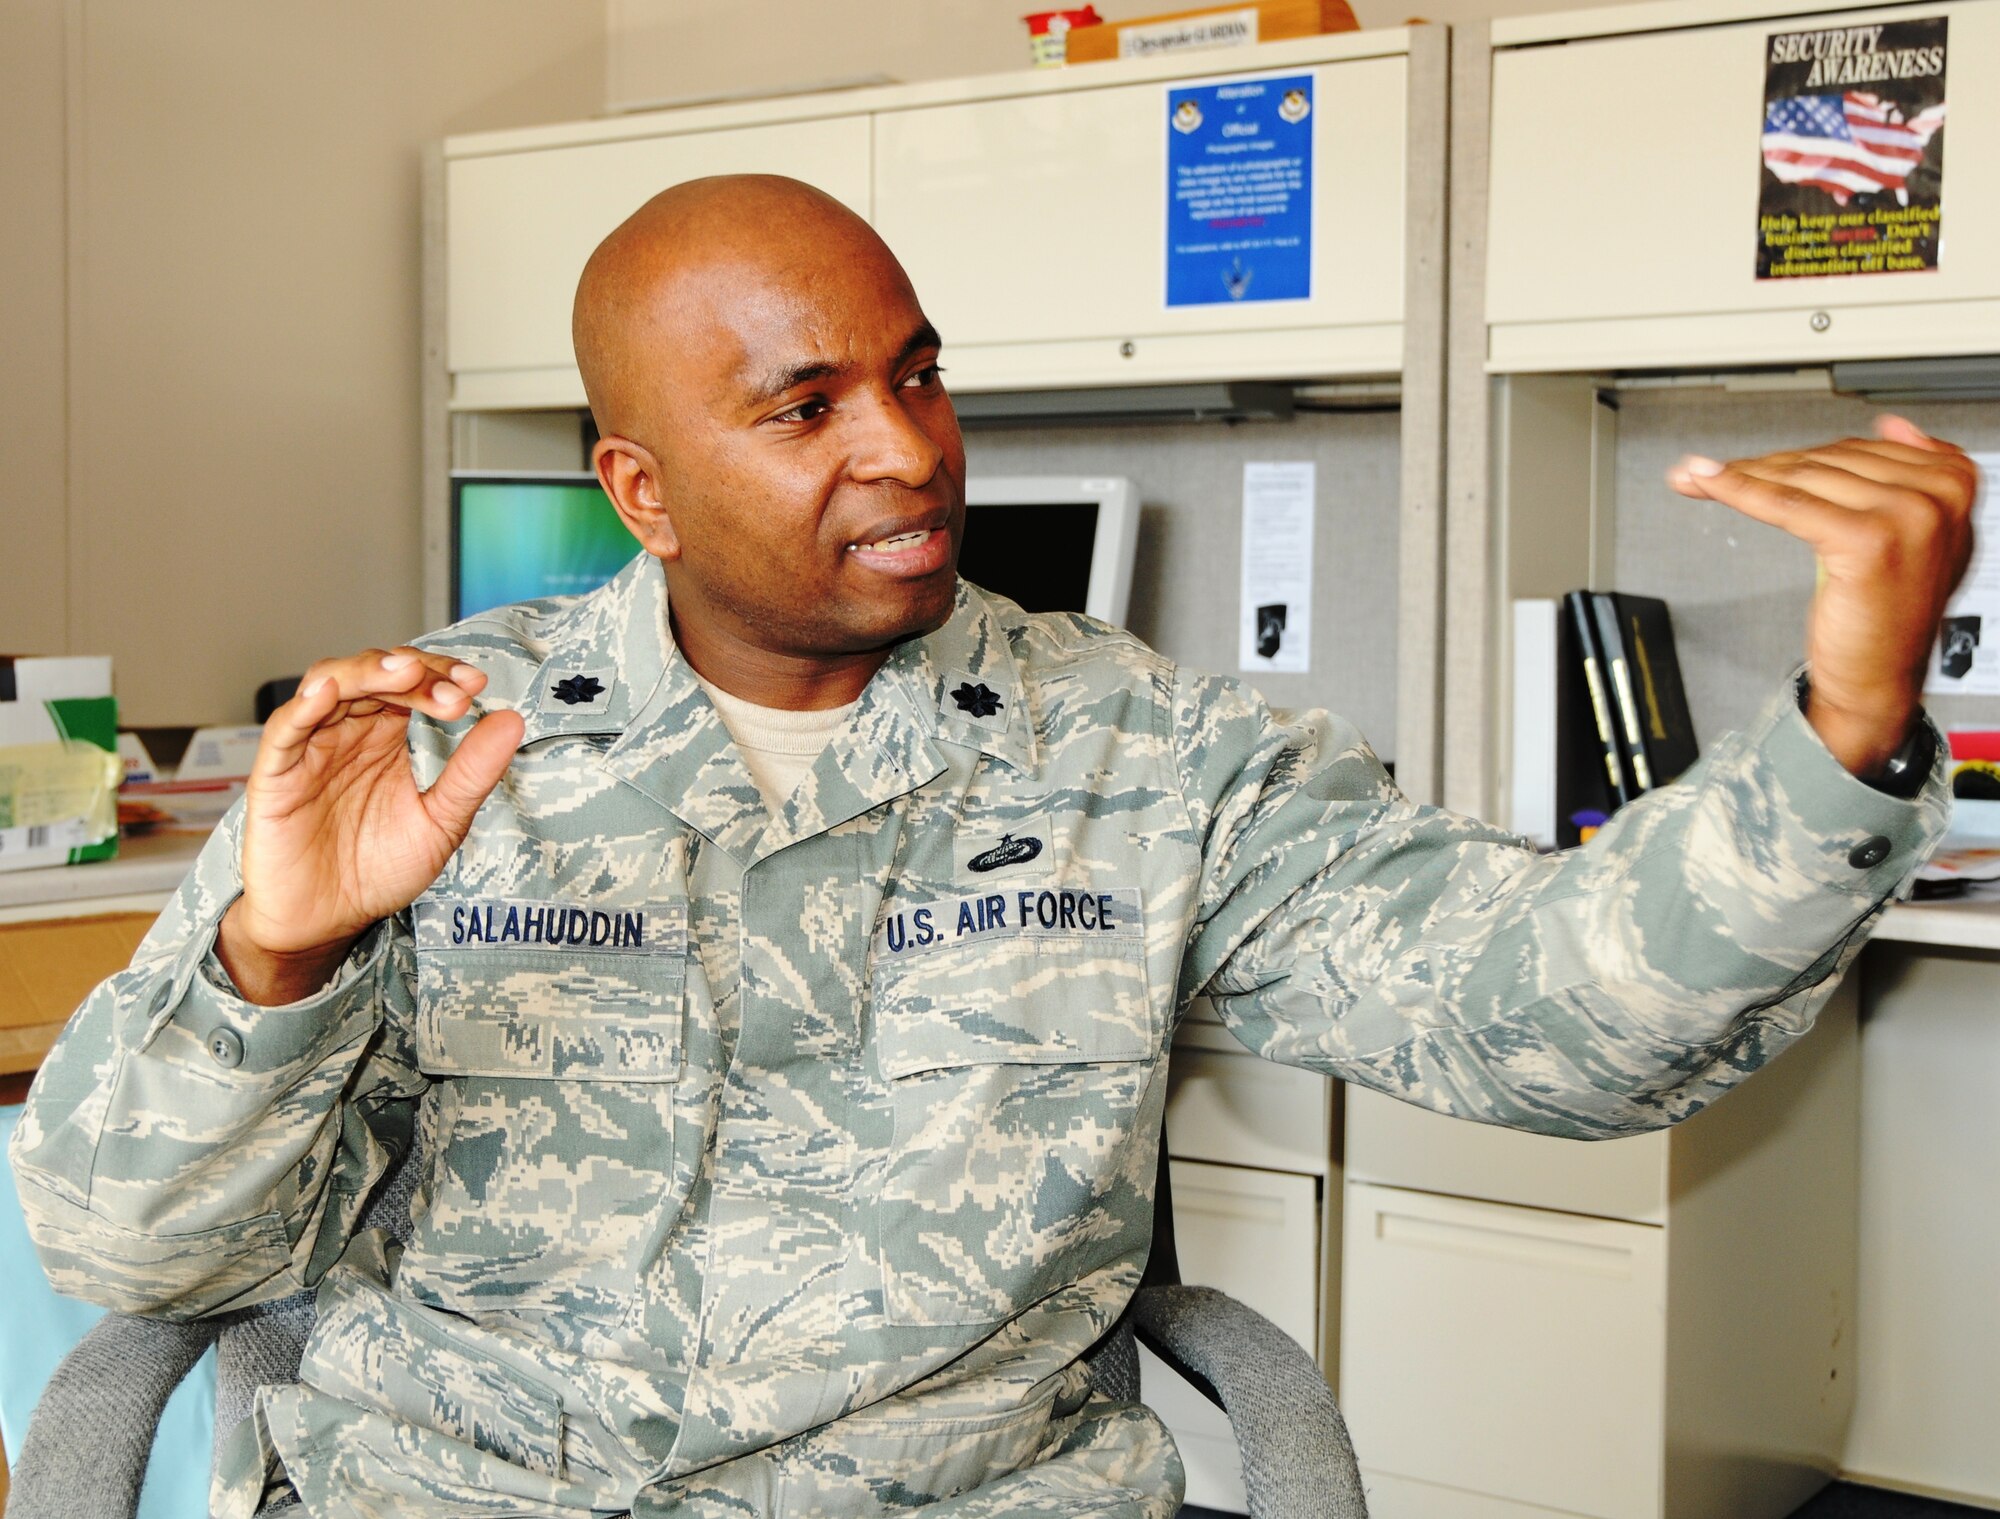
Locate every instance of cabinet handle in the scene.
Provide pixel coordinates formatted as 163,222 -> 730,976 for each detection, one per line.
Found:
1376,1208 -> 1637,1278
1174,1184 -> 1290,1227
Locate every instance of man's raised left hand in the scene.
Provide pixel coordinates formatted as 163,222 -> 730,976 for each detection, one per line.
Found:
1667,415 -> 1978,782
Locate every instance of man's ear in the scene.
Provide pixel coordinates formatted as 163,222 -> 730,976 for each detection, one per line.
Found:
593,436 -> 680,562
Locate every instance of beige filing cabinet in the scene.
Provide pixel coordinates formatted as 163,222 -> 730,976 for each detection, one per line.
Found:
1341,976 -> 1861,1519
1485,0 -> 2000,373
1157,1005 -> 1339,1514
438,29 -> 1432,409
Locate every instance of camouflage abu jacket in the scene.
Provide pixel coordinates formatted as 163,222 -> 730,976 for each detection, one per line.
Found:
12,555 -> 1949,1518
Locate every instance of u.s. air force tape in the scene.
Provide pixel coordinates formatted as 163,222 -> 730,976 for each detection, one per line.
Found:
874,887 -> 1142,963
415,898 -> 685,956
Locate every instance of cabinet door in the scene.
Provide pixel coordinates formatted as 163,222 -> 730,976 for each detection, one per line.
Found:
1340,1182 -> 1666,1519
873,56 -> 1407,387
1165,1024 -> 1335,1177
1487,2 -> 2000,370
1346,1084 -> 1666,1224
1139,1160 -> 1322,1515
447,119 -> 872,400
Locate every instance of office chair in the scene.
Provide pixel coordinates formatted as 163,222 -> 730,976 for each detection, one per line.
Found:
10,1131 -> 1364,1518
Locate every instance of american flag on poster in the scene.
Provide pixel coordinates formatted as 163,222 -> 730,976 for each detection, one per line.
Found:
1762,91 -> 1947,207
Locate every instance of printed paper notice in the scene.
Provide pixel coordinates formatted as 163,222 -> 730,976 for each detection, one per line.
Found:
1757,17 -> 1947,280
1928,453 -> 2000,696
1166,74 -> 1313,308
1239,462 -> 1315,674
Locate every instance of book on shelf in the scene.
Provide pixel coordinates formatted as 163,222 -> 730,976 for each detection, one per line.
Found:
1513,591 -> 1698,850
1513,599 -> 1613,850
1563,589 -> 1635,811
1590,592 -> 1699,793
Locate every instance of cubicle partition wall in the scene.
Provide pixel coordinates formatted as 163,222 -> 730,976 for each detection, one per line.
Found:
424,30 -> 1451,1514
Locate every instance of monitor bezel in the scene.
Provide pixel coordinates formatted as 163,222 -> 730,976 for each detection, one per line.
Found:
962,475 -> 1139,627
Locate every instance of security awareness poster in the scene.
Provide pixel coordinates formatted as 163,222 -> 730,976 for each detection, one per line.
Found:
1757,17 -> 1947,280
1166,73 -> 1313,307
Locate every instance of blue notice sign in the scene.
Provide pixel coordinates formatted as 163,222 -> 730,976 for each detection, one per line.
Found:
1166,74 -> 1314,308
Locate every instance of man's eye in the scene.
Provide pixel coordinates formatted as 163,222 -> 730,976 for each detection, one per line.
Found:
774,397 -> 829,424
903,364 -> 945,390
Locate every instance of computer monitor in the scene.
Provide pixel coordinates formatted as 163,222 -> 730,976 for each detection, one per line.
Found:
960,475 -> 1139,627
452,472 -> 637,620
450,471 -> 1140,628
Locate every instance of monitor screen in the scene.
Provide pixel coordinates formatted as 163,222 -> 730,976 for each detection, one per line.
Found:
453,474 -> 637,619
450,472 -> 1138,628
957,501 -> 1099,615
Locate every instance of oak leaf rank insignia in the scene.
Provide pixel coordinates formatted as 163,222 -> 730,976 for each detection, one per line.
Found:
950,681 -> 1003,719
552,674 -> 606,707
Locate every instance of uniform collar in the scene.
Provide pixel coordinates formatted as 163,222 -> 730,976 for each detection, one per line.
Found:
517,553 -> 669,744
873,579 -> 1039,779
524,562 -> 1039,864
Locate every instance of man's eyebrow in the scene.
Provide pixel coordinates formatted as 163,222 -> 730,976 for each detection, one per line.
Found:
894,322 -> 944,370
745,358 -> 842,407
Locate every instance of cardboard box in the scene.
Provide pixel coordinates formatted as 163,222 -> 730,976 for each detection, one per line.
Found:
1063,0 -> 1358,63
0,656 -> 121,873
0,912 -> 156,1074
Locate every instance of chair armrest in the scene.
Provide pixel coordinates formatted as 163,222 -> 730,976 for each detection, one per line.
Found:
9,1311 -> 222,1519
1129,1284 -> 1367,1519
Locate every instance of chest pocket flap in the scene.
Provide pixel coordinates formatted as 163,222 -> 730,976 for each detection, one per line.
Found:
414,897 -> 688,1081
872,887 -> 1154,1077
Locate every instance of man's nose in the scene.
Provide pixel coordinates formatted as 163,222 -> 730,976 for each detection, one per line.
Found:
849,391 -> 946,488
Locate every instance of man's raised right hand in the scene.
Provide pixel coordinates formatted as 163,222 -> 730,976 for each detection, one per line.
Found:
215,648 -> 525,1006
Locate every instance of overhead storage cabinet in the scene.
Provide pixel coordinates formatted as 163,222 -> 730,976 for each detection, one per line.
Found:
1486,0 -> 2000,372
441,29 -> 1430,407
445,115 -> 872,408
873,44 -> 1410,390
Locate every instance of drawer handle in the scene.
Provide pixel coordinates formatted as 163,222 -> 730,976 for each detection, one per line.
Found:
1376,1209 -> 1636,1279
1173,1185 -> 1289,1227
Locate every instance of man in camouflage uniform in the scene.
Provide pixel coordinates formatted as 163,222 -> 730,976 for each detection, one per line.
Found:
11,176 -> 1971,1517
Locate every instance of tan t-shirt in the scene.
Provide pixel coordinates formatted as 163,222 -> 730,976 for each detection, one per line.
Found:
694,673 -> 857,814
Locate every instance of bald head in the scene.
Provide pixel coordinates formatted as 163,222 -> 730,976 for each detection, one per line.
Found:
572,175 -> 908,442
570,174 -> 965,698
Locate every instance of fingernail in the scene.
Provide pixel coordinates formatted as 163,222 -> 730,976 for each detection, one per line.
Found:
381,652 -> 414,670
450,664 -> 479,685
302,675 -> 329,698
1683,455 -> 1724,478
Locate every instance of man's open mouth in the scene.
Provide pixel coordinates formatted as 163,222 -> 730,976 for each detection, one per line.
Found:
846,529 -> 934,554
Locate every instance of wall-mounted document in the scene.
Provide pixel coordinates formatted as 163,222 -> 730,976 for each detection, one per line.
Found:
1928,453 -> 2000,697
1166,73 -> 1313,308
1238,461 -> 1314,675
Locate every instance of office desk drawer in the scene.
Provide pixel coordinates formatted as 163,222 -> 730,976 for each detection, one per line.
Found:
1341,1182 -> 1665,1519
1166,1030 -> 1335,1177
1346,1084 -> 1666,1224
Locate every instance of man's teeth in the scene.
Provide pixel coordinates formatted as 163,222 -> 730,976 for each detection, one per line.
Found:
849,530 -> 932,553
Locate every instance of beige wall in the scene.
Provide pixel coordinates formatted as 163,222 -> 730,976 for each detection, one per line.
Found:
0,1 -> 71,658
606,0 -> 1637,108
1,0 -> 605,724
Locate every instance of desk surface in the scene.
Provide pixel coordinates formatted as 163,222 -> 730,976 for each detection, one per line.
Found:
0,832 -> 207,926
1876,896 -> 2000,953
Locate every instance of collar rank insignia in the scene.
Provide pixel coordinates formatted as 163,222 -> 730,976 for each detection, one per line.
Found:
552,674 -> 605,706
537,665 -> 617,716
940,667 -> 1011,735
950,681 -> 1003,718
